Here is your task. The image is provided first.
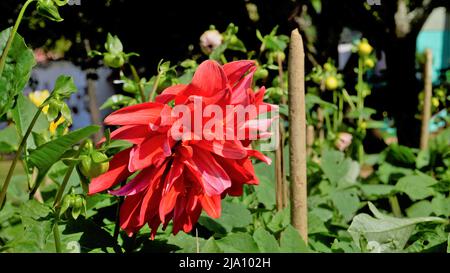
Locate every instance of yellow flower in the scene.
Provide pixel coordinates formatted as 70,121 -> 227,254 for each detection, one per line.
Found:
364,58 -> 375,69
29,90 -> 67,135
29,90 -> 50,113
325,76 -> 339,91
432,97 -> 439,108
49,116 -> 66,135
358,40 -> 373,56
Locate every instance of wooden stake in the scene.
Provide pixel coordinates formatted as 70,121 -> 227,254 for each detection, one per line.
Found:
420,49 -> 432,150
288,29 -> 308,243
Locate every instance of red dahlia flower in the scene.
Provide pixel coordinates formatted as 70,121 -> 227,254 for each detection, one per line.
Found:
89,60 -> 277,238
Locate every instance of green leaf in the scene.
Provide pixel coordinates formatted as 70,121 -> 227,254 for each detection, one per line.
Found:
385,144 -> 416,168
167,232 -> 206,253
448,233 -> 450,253
311,0 -> 322,13
267,207 -> 290,233
330,188 -> 360,222
198,201 -> 252,234
321,149 -> 360,186
394,173 -> 437,201
376,162 -> 413,184
0,125 -> 19,153
28,125 -> 100,183
216,233 -> 260,253
201,237 -> 223,253
348,202 -> 446,253
416,149 -> 430,168
253,228 -> 280,252
11,92 -> 49,149
359,184 -> 395,199
0,27 -> 36,118
254,175 -> 275,209
5,200 -> 53,252
305,94 -> 337,112
308,211 -> 329,234
279,225 -> 310,253
406,225 -> 448,253
431,194 -> 450,217
52,75 -> 77,99
100,94 -> 136,110
405,200 -> 433,217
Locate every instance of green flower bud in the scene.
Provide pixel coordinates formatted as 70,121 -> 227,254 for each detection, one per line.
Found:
275,51 -> 286,62
37,0 -> 64,22
123,81 -> 138,93
80,152 -> 109,179
103,53 -> 125,68
254,67 -> 269,80
323,63 -> 333,72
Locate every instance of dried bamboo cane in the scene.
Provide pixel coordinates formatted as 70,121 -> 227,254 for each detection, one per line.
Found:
288,29 -> 308,243
275,143 -> 284,211
420,49 -> 432,151
275,54 -> 286,211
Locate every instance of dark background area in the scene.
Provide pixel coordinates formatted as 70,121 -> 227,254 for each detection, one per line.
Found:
0,0 -> 297,70
1,0 -> 449,148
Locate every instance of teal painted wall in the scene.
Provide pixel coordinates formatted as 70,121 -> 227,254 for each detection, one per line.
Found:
417,30 -> 450,82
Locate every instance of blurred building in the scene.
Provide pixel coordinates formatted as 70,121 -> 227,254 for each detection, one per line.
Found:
417,7 -> 450,83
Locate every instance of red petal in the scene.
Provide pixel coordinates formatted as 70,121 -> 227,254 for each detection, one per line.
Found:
120,191 -> 145,235
104,102 -> 165,126
88,149 -> 132,195
247,149 -> 272,164
109,167 -> 154,196
199,194 -> 221,218
184,148 -> 231,196
159,178 -> 182,223
155,84 -> 186,104
223,60 -> 256,86
192,139 -> 247,159
128,134 -> 171,172
230,72 -> 255,105
109,125 -> 150,145
188,60 -> 227,97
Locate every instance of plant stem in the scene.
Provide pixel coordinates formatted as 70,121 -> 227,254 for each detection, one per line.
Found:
356,58 -> 366,165
0,106 -> 42,210
342,89 -> 356,111
338,92 -> 344,126
275,54 -> 287,210
0,0 -> 35,78
357,58 -> 364,126
53,220 -> 62,253
333,91 -> 338,132
129,64 -> 146,102
112,195 -> 124,254
389,195 -> 402,217
220,54 -> 228,64
149,73 -> 161,102
53,164 -> 77,209
52,144 -> 84,253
